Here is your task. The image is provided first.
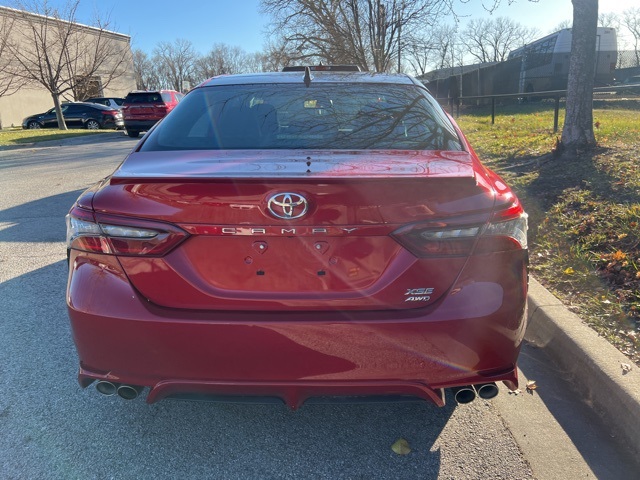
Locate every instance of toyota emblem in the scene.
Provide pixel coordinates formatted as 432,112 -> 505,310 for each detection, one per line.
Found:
267,193 -> 309,220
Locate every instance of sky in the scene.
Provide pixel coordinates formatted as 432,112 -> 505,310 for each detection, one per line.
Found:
1,0 -> 638,55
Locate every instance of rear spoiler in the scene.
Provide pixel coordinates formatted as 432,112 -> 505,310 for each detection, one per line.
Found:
110,150 -> 478,183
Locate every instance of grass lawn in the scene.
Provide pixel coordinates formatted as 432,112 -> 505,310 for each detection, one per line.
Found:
0,127 -> 107,146
457,99 -> 640,365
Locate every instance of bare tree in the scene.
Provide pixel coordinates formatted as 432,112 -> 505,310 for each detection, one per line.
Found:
132,49 -> 150,90
621,8 -> 640,67
550,20 -> 572,33
132,48 -> 162,90
152,39 -> 198,92
405,24 -> 460,75
244,51 -> 270,73
260,0 -> 452,72
405,34 -> 438,76
433,24 -> 461,71
259,37 -> 299,72
5,0 -> 131,130
194,43 -> 249,83
598,12 -> 619,29
0,13 -> 30,99
460,17 -> 537,64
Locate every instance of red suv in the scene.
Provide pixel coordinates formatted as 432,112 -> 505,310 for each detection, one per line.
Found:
121,90 -> 183,138
66,68 -> 528,407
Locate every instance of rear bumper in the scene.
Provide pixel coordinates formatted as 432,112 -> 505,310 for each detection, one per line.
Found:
98,118 -> 119,129
123,119 -> 158,131
67,252 -> 527,407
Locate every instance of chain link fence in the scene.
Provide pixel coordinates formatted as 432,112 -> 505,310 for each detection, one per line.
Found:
420,50 -> 640,102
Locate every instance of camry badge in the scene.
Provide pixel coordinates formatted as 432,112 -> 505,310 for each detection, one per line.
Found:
267,193 -> 309,220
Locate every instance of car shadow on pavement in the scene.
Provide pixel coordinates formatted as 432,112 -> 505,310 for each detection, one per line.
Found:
0,189 -> 84,243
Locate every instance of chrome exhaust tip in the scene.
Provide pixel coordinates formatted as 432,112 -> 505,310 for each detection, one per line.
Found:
117,384 -> 143,400
452,386 -> 477,404
95,381 -> 117,396
476,382 -> 499,400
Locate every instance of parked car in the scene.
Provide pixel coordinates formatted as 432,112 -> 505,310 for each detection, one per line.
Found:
83,97 -> 125,110
22,102 -> 123,130
121,90 -> 184,138
615,75 -> 640,95
66,67 -> 528,407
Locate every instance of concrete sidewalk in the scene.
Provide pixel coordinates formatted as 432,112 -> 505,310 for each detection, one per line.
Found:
525,277 -> 640,457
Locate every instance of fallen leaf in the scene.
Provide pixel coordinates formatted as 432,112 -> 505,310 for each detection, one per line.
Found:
526,380 -> 538,394
564,267 -> 575,275
391,438 -> 411,455
621,363 -> 632,374
612,250 -> 627,262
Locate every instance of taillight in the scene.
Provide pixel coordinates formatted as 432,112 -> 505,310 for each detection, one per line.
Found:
475,202 -> 528,253
65,207 -> 188,256
392,206 -> 527,258
392,219 -> 482,257
103,109 -> 119,117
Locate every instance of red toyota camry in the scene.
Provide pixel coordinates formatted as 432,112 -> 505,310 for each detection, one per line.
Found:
66,67 -> 528,407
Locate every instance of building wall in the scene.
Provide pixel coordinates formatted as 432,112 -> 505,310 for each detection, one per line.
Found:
0,7 -> 136,128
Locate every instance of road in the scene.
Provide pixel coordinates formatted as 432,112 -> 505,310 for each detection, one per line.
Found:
0,133 -> 637,479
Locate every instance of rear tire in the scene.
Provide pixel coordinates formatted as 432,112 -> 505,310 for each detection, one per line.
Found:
126,130 -> 140,138
86,119 -> 101,130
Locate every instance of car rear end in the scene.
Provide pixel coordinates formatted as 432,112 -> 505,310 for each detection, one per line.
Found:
90,103 -> 123,129
67,72 -> 528,407
121,91 -> 179,137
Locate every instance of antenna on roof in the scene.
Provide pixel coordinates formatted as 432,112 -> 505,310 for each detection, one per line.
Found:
303,66 -> 312,87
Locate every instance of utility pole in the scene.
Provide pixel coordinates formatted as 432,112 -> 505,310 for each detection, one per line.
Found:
397,1 -> 405,73
398,20 -> 402,73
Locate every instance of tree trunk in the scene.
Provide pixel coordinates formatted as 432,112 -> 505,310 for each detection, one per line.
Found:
52,93 -> 68,131
561,0 -> 598,153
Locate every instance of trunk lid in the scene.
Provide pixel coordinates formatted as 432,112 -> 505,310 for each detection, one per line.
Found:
123,104 -> 166,119
93,150 -> 496,311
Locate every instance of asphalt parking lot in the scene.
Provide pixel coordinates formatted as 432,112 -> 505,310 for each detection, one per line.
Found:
0,133 -> 637,479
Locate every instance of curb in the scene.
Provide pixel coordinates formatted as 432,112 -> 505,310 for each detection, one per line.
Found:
525,277 -> 640,456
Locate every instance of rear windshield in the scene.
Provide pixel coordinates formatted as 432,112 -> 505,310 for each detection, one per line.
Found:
125,92 -> 164,104
140,84 -> 462,151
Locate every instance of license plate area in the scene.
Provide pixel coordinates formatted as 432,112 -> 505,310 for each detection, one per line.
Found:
180,236 -> 400,293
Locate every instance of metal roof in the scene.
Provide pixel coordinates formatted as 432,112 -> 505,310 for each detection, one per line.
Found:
0,6 -> 130,41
